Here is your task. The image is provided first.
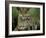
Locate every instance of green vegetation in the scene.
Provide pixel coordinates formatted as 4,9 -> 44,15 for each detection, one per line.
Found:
28,8 -> 40,25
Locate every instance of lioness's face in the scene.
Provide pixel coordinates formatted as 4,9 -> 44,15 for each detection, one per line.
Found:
20,8 -> 28,15
17,7 -> 29,16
